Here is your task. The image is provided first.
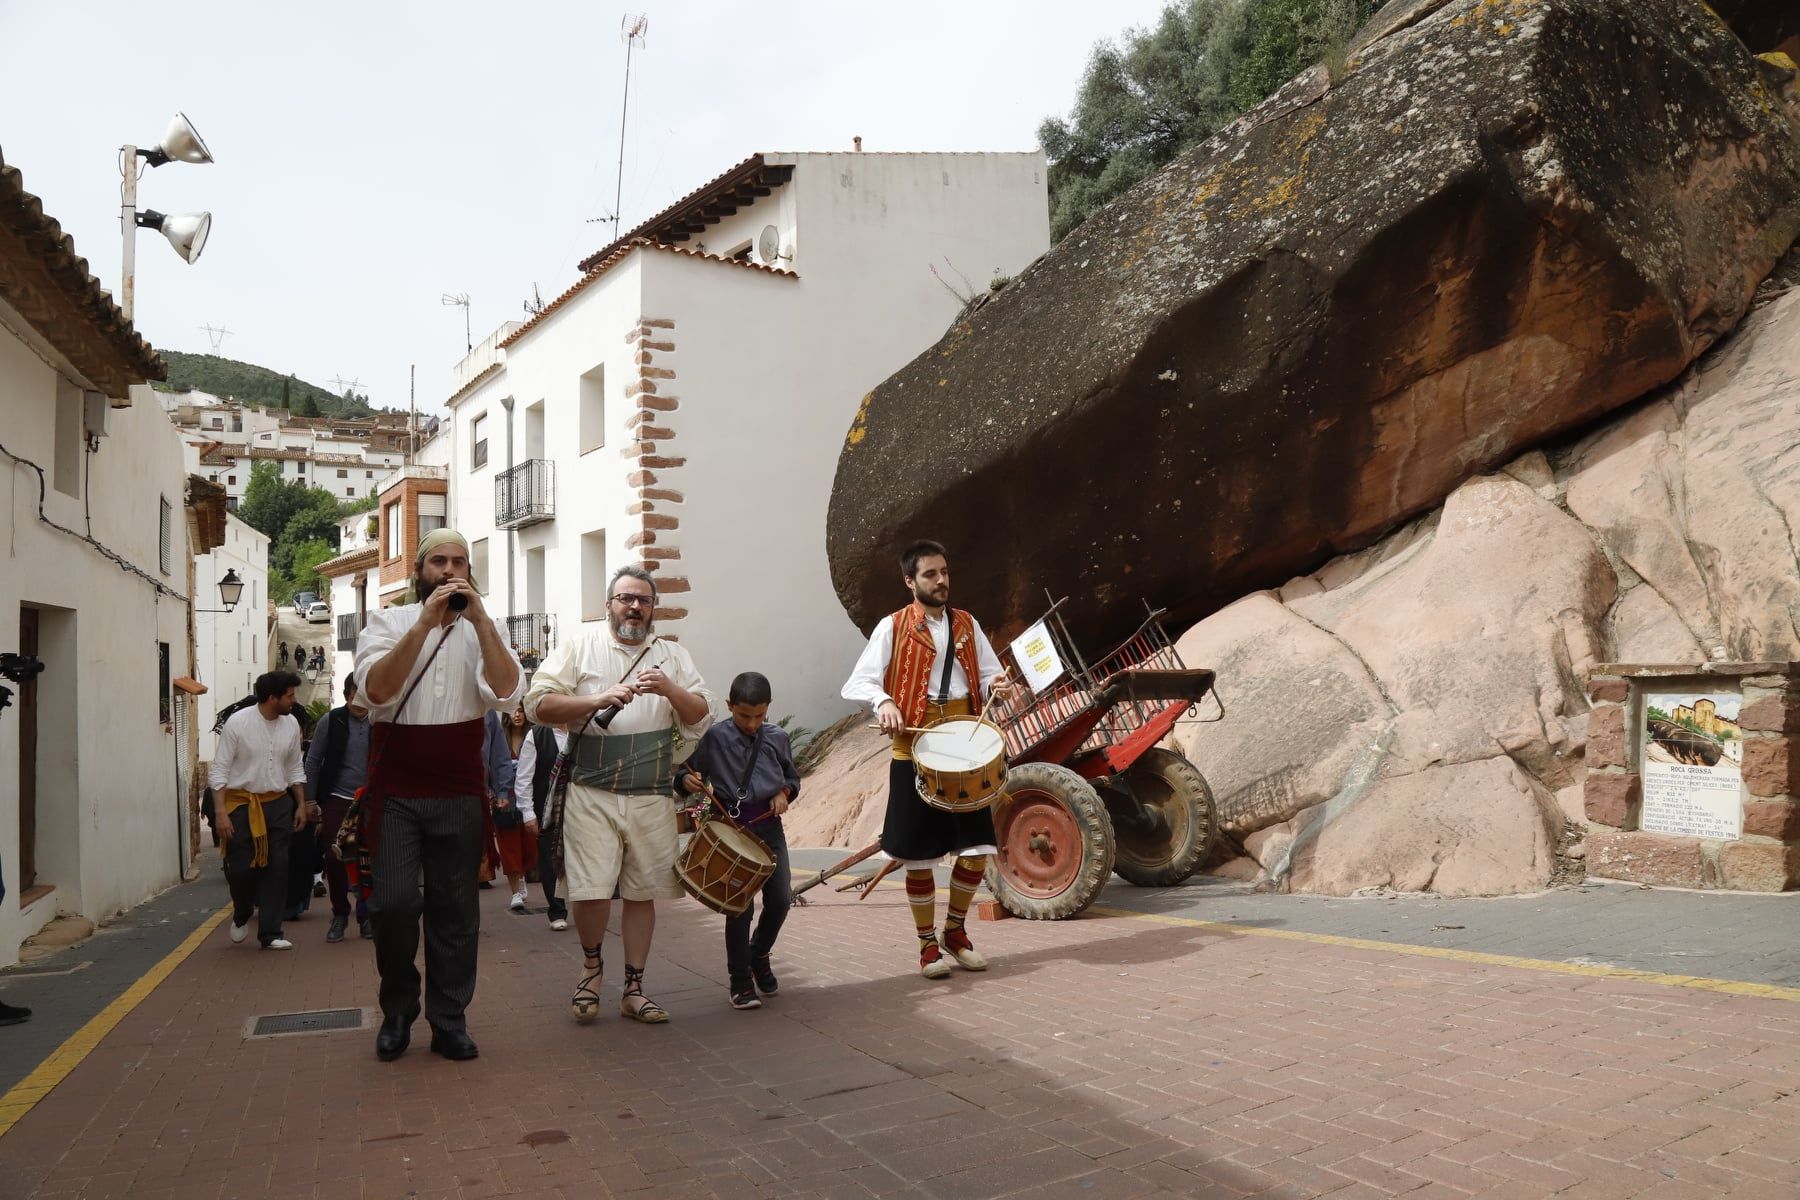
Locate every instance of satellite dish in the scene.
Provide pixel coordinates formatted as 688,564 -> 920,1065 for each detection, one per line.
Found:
757,225 -> 783,264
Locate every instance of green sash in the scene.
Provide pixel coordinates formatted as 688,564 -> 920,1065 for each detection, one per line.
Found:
570,728 -> 678,795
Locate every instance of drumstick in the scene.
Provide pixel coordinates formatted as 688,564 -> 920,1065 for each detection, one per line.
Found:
865,723 -> 939,734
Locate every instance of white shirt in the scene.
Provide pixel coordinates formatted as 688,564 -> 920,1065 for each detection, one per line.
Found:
523,627 -> 714,742
842,608 -> 1006,711
352,604 -> 524,725
512,727 -> 567,823
209,706 -> 306,795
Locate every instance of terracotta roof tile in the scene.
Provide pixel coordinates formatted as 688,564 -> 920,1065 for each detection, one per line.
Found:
0,152 -> 165,392
576,153 -> 793,272
501,239 -> 795,350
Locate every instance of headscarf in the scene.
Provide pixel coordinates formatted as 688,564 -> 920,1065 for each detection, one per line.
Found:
403,528 -> 476,603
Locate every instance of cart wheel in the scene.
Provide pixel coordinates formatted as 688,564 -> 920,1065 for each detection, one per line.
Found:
1107,748 -> 1220,888
986,763 -> 1115,920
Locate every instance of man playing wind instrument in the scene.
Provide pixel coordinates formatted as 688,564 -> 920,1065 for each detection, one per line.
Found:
525,565 -> 714,1025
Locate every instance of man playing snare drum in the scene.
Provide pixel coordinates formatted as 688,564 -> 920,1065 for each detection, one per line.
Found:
525,566 -> 714,1025
842,540 -> 1019,979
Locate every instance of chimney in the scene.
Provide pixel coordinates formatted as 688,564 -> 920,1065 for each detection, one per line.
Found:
853,136 -> 863,152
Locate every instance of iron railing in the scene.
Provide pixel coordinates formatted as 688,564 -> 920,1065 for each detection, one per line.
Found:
335,612 -> 361,652
506,613 -> 558,671
495,459 -> 555,529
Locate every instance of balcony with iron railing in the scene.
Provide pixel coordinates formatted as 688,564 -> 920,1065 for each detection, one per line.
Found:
495,459 -> 555,529
506,613 -> 559,672
335,612 -> 362,652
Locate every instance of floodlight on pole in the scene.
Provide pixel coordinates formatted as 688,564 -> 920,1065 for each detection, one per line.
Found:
137,209 -> 211,264
120,111 -> 215,322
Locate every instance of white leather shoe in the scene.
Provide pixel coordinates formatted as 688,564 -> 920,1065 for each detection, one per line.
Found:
263,937 -> 294,951
549,918 -> 569,931
510,889 -> 528,912
229,921 -> 249,944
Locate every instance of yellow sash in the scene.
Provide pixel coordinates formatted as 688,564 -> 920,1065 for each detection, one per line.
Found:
220,788 -> 283,867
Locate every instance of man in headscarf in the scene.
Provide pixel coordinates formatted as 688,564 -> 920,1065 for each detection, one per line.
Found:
526,565 -> 713,1027
351,528 -> 523,1062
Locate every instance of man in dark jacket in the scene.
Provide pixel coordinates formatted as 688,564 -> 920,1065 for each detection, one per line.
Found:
304,676 -> 374,942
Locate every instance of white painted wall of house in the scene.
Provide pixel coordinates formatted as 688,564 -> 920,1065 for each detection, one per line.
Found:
194,515 -> 271,764
0,330 -> 193,964
444,152 -> 1047,727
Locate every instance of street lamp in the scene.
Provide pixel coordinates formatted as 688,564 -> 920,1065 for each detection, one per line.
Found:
193,568 -> 246,614
121,112 -> 215,321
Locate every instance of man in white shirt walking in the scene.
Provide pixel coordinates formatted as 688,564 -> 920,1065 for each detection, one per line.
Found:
210,671 -> 311,951
526,565 -> 713,1026
354,529 -> 523,1063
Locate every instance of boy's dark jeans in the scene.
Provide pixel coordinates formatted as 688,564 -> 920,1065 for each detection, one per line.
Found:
725,820 -> 791,986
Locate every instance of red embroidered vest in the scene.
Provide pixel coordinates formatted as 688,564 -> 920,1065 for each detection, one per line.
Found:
883,604 -> 981,726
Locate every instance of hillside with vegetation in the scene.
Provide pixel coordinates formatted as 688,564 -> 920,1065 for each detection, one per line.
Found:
152,350 -> 378,419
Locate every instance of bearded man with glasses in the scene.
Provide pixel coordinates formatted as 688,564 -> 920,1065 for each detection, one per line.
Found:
525,565 -> 714,1025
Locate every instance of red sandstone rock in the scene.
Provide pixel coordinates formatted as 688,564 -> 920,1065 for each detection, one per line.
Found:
1584,774 -> 1640,829
1586,831 -> 1706,889
1716,841 -> 1800,892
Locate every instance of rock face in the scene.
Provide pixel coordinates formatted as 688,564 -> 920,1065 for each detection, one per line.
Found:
1173,289 -> 1800,894
827,0 -> 1800,645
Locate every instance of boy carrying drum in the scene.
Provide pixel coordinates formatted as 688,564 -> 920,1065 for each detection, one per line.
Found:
677,671 -> 801,1010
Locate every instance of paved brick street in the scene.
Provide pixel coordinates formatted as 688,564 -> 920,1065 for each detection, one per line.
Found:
2,870 -> 1799,1200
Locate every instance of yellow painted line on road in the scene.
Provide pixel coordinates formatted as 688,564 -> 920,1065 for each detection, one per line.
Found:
0,905 -> 232,1139
1085,904 -> 1800,1003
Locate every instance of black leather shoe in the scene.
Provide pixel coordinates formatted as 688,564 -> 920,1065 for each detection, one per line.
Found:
429,1027 -> 479,1061
375,1011 -> 413,1062
326,915 -> 348,943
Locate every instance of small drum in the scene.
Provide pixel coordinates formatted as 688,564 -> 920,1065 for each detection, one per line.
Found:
677,819 -> 775,916
912,717 -> 1009,812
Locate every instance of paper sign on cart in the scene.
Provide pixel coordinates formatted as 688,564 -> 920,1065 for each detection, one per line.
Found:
1010,620 -> 1066,694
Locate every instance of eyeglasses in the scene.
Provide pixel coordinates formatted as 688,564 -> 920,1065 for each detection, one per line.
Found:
610,593 -> 654,609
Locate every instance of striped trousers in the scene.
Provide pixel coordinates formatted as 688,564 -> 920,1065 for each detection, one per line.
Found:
370,795 -> 485,1032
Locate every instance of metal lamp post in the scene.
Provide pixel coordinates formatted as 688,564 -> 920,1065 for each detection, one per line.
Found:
120,112 -> 215,322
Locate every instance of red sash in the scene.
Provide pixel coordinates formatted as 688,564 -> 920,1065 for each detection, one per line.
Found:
882,604 -> 982,727
358,718 -> 492,872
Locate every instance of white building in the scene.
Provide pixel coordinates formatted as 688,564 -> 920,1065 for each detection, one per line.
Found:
168,398 -> 425,510
193,514 -> 271,764
0,153 -> 214,964
443,151 -> 1049,724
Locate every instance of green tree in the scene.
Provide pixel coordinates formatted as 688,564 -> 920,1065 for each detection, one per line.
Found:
238,461 -> 309,541
1041,0 -> 1379,241
290,389 -> 318,418
285,538 -> 338,600
281,490 -> 345,560
280,376 -> 292,409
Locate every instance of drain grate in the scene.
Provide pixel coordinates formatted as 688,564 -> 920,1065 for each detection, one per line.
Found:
248,1008 -> 368,1038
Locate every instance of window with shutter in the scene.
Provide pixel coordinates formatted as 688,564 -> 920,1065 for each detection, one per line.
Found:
158,497 -> 172,575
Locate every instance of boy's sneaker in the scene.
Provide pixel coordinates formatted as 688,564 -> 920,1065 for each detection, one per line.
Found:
942,927 -> 988,971
729,984 -> 762,1010
919,941 -> 951,980
509,888 -> 528,912
752,957 -> 779,995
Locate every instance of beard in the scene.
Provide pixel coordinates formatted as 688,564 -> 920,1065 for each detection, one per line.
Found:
912,581 -> 949,609
608,609 -> 652,644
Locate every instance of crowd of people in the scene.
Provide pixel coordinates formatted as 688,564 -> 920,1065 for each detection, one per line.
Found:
208,528 -> 1015,1062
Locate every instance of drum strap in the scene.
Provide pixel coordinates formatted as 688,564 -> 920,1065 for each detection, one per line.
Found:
732,726 -> 767,805
933,611 -> 956,705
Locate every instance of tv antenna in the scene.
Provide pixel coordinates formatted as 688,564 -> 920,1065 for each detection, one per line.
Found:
200,322 -> 232,352
611,14 -> 650,242
441,291 -> 472,351
524,283 -> 546,317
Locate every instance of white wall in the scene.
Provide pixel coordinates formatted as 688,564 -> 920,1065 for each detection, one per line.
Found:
447,153 -> 1048,728
195,514 -> 270,763
0,320 -> 193,965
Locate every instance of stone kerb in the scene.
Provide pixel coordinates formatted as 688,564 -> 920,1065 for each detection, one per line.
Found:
1582,662 -> 1800,891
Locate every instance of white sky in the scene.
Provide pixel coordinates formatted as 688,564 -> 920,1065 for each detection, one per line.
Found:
0,0 -> 1167,413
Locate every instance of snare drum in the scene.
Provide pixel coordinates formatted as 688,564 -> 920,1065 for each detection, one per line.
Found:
677,819 -> 776,916
912,717 -> 1008,812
